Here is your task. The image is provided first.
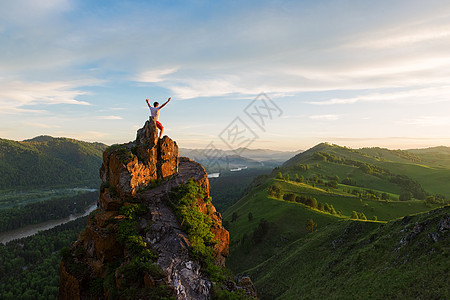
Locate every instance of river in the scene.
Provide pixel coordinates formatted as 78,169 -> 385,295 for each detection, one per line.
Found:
0,202 -> 98,244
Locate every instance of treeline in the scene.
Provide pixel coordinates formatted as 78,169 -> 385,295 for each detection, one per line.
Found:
313,152 -> 389,177
0,192 -> 97,233
313,152 -> 428,200
389,175 -> 427,200
0,137 -> 105,189
269,186 -> 341,216
0,217 -> 86,300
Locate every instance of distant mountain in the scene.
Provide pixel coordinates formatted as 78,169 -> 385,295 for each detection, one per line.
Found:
180,147 -> 300,172
0,136 -> 107,189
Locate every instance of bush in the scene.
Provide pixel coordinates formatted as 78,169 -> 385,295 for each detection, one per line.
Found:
252,219 -> 270,244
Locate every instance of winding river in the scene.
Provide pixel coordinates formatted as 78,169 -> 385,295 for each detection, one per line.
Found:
0,202 -> 97,244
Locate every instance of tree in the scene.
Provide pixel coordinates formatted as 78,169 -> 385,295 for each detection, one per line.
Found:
252,219 -> 270,243
329,204 -> 337,215
327,180 -> 338,189
285,174 -> 290,181
283,193 -> 296,202
318,203 -> 324,211
399,191 -> 413,201
351,211 -> 359,219
248,212 -> 253,221
305,218 -> 317,233
358,212 -> 367,220
276,172 -> 283,179
294,174 -> 299,182
372,216 -> 378,221
305,197 -> 317,209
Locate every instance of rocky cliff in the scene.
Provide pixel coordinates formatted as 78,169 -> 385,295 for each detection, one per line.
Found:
59,118 -> 256,299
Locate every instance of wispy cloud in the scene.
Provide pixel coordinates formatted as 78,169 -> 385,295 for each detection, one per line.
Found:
399,116 -> 450,127
309,114 -> 340,121
96,116 -> 123,120
307,86 -> 450,106
136,67 -> 179,83
22,122 -> 60,129
0,79 -> 94,115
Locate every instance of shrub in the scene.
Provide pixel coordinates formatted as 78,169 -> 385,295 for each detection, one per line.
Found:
252,218 -> 270,244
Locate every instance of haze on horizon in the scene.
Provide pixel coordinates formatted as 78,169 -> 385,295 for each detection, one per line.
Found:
1,0 -> 450,151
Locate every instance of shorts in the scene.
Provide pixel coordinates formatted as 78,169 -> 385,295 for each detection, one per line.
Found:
156,121 -> 164,130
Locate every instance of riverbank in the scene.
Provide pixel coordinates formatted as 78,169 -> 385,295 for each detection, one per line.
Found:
0,202 -> 97,244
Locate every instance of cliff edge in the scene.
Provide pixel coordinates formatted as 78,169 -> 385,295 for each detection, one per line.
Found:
59,118 -> 255,299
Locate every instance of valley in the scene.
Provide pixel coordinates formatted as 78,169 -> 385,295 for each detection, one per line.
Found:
0,138 -> 449,299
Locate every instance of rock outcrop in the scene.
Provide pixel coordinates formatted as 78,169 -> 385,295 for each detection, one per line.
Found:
59,118 -> 255,299
99,118 -> 178,199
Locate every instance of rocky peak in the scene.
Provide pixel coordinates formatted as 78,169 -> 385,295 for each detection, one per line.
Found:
59,118 -> 255,299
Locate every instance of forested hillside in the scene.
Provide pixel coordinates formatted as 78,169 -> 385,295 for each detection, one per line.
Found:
0,136 -> 107,189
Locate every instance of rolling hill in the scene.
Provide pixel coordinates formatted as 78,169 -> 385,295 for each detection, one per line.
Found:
223,143 -> 450,299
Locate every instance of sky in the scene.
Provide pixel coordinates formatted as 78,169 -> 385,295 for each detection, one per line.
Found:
1,0 -> 450,151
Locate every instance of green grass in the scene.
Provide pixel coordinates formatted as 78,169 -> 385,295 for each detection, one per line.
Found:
278,179 -> 442,221
224,143 -> 450,299
380,161 -> 450,198
224,174 -> 448,298
244,205 -> 450,299
223,178 -> 338,274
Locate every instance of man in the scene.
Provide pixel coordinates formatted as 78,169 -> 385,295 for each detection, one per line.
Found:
146,97 -> 171,139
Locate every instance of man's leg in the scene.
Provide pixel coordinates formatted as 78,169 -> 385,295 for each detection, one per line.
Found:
156,121 -> 164,139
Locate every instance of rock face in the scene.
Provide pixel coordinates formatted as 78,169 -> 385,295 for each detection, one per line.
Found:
59,119 -> 253,299
99,117 -> 178,199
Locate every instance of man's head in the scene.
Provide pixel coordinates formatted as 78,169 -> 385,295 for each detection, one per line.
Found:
153,102 -> 159,107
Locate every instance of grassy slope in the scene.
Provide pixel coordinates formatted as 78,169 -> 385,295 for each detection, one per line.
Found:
278,179 -> 441,221
247,205 -> 449,299
224,176 -> 442,273
223,178 -> 338,273
283,143 -> 450,198
224,144 -> 450,298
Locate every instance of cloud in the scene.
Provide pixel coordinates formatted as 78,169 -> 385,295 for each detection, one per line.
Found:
307,86 -> 450,106
22,122 -> 60,129
96,116 -> 123,120
0,79 -> 93,114
400,116 -> 450,127
135,67 -> 179,83
309,114 -> 340,121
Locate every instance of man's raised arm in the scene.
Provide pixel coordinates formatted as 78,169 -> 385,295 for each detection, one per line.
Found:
145,99 -> 151,108
159,97 -> 171,109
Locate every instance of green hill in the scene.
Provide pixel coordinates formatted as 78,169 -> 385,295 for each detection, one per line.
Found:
0,136 -> 107,190
224,143 -> 450,298
281,143 -> 450,200
242,205 -> 449,299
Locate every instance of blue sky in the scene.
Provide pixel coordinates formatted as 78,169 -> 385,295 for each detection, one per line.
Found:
1,0 -> 450,151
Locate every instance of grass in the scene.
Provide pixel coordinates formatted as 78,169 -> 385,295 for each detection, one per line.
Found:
244,205 -> 450,299
224,174 -> 448,299
223,178 -> 338,274
223,144 -> 450,299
